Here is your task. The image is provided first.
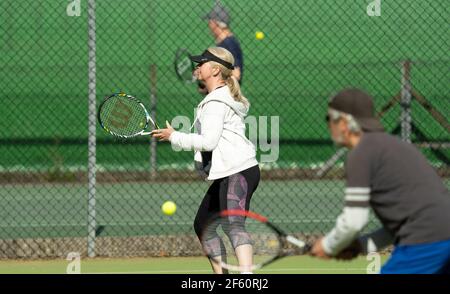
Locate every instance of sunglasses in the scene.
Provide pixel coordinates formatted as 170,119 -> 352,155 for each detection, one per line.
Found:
195,61 -> 209,69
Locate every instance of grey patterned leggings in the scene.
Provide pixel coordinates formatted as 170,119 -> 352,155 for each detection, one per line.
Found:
194,165 -> 260,257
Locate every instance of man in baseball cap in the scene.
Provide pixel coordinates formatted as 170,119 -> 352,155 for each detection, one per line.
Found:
324,88 -> 384,146
310,88 -> 450,274
201,3 -> 244,88
203,3 -> 231,27
327,88 -> 384,132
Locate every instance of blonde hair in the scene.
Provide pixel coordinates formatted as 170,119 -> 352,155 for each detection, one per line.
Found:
207,47 -> 249,107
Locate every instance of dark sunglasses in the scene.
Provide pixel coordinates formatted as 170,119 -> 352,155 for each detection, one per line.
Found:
195,61 -> 208,69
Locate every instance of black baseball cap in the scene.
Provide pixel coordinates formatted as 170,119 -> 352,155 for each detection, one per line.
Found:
328,88 -> 384,132
190,50 -> 234,70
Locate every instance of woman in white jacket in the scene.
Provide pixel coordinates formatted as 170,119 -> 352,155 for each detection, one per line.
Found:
152,47 -> 260,274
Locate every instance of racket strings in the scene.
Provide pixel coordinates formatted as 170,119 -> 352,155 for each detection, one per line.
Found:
175,50 -> 195,82
100,96 -> 147,136
177,56 -> 192,76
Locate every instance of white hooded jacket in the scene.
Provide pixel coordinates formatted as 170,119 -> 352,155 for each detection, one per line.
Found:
169,86 -> 258,180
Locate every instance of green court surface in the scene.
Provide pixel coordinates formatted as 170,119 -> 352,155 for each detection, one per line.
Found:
0,255 -> 389,274
0,179 -> 384,239
3,178 -> 449,239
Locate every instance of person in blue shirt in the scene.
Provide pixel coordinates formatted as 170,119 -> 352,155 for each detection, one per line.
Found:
198,3 -> 244,95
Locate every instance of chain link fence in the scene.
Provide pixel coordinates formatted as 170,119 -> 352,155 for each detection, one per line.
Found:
0,0 -> 448,259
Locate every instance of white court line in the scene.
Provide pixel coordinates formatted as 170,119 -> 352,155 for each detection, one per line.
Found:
259,267 -> 367,272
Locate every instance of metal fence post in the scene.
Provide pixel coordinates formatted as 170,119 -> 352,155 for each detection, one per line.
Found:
87,0 -> 97,258
400,60 -> 412,143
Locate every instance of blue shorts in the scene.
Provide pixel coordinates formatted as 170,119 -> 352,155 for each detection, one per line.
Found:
381,238 -> 450,274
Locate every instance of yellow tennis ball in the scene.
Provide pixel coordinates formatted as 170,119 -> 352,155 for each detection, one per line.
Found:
255,31 -> 265,40
162,201 -> 176,216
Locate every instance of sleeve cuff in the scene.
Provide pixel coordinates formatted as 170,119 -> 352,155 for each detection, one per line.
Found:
321,235 -> 335,256
170,130 -> 182,141
169,131 -> 181,149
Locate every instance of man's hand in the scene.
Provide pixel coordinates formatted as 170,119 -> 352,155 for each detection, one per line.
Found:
335,239 -> 362,260
310,238 -> 362,261
310,237 -> 330,259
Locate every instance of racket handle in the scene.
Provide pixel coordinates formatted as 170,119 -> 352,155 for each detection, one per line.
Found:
286,236 -> 306,248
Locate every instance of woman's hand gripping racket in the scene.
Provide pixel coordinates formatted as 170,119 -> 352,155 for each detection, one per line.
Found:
97,93 -> 160,138
201,210 -> 311,272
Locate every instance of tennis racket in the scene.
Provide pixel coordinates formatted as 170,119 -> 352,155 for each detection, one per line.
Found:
201,209 -> 311,272
97,92 -> 160,138
174,48 -> 196,83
